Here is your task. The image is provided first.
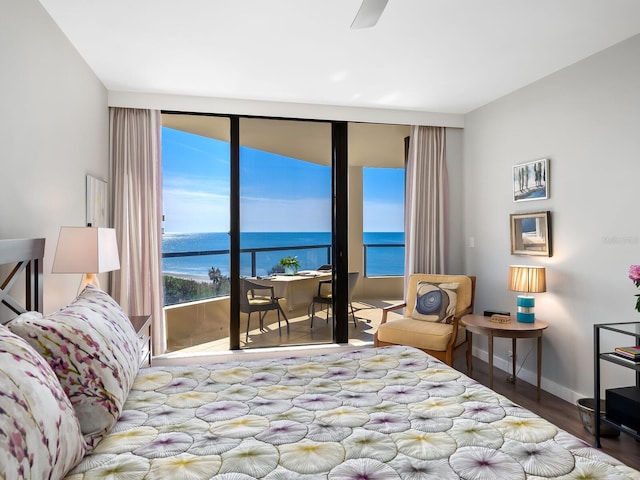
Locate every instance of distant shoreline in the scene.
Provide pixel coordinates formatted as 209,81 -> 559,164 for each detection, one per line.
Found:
164,272 -> 211,283
162,231 -> 405,277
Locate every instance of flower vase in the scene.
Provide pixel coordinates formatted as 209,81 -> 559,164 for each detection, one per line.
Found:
284,266 -> 296,276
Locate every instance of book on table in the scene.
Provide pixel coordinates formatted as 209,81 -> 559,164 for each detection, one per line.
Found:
614,346 -> 640,359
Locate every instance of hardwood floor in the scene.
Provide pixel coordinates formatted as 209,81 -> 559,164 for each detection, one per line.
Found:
454,355 -> 640,472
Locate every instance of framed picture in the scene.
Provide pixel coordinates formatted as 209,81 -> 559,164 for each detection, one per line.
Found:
86,175 -> 108,227
510,211 -> 552,257
513,158 -> 549,202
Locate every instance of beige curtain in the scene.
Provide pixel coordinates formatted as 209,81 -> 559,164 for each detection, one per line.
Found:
109,108 -> 165,355
404,126 -> 448,280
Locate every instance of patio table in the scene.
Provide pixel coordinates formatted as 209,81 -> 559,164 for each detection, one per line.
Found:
251,270 -> 332,311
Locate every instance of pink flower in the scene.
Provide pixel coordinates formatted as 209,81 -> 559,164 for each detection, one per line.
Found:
630,265 -> 640,312
629,265 -> 640,284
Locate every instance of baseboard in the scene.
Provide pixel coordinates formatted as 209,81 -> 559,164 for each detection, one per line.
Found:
469,344 -> 583,405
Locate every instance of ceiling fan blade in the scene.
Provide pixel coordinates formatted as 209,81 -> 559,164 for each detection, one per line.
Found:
351,0 -> 389,29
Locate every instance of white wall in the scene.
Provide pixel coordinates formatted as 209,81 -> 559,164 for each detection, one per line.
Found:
464,34 -> 640,402
0,0 -> 108,312
110,91 -> 464,128
446,128 -> 465,274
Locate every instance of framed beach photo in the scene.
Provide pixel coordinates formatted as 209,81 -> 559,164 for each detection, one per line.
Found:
513,158 -> 549,202
510,211 -> 552,257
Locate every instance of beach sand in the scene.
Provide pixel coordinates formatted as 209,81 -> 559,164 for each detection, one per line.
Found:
164,272 -> 211,283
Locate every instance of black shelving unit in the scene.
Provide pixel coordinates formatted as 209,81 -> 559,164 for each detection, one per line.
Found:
593,321 -> 640,447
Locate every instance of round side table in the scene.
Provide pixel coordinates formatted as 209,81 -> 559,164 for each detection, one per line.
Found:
461,314 -> 549,398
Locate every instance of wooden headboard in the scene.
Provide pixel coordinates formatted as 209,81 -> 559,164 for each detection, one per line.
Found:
0,238 -> 45,322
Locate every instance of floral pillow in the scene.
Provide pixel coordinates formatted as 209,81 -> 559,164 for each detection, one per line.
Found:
8,285 -> 140,451
0,324 -> 85,478
411,281 -> 459,323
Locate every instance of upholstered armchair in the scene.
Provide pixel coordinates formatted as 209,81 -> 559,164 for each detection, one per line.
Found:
374,274 -> 476,369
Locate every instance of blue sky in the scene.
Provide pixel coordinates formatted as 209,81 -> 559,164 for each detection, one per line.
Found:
162,127 -> 404,233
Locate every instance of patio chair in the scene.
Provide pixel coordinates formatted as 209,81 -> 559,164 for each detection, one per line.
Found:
241,278 -> 289,341
310,272 -> 360,328
374,274 -> 476,368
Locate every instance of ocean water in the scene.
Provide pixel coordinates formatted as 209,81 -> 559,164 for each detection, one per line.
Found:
162,232 -> 404,279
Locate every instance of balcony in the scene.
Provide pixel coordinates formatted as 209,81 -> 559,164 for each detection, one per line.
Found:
162,242 -> 404,355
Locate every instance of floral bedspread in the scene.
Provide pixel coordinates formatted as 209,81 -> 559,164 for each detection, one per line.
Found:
64,346 -> 640,480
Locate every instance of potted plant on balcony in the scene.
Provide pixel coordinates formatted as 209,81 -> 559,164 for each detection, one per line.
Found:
280,255 -> 300,275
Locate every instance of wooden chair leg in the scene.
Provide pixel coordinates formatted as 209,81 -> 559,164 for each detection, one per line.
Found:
467,331 -> 473,376
445,350 -> 453,367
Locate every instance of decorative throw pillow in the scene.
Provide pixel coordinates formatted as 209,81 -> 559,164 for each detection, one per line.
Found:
8,285 -> 140,451
412,281 -> 459,323
0,324 -> 85,478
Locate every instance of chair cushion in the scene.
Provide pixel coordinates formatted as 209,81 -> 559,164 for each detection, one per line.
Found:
377,318 -> 467,351
411,281 -> 459,323
248,296 -> 275,306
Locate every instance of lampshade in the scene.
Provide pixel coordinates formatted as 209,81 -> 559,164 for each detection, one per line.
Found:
52,227 -> 120,291
508,265 -> 546,323
508,265 -> 546,293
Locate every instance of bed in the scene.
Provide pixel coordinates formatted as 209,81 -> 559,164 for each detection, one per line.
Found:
1,238 -> 639,480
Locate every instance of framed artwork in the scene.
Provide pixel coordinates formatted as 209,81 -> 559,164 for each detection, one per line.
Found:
510,211 -> 552,257
513,158 -> 549,202
86,175 -> 108,227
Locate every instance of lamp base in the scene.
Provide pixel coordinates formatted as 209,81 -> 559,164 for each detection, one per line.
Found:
516,295 -> 535,323
78,273 -> 100,295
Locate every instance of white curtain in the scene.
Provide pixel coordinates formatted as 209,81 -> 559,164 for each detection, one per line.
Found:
404,126 -> 448,281
109,108 -> 166,355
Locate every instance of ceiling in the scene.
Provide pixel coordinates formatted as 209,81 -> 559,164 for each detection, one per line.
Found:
163,113 -> 410,167
39,0 -> 640,115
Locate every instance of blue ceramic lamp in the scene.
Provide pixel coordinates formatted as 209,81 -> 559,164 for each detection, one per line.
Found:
508,265 -> 546,323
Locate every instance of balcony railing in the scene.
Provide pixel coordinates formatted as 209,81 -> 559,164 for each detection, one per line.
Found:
162,242 -> 404,305
362,243 -> 405,277
163,243 -> 331,278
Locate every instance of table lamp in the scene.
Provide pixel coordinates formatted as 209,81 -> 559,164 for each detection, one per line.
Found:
508,265 -> 546,323
52,226 -> 120,292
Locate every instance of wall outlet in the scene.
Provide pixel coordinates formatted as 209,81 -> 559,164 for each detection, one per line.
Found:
508,350 -> 514,359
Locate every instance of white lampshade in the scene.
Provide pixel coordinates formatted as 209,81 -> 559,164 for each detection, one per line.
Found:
508,265 -> 546,293
52,227 -> 120,291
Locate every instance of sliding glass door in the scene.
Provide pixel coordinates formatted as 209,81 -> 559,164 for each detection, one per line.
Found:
160,113 -> 405,353
161,114 -> 231,353
238,118 -> 334,348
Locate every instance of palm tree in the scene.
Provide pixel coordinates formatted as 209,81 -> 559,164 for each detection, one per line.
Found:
209,267 -> 222,293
